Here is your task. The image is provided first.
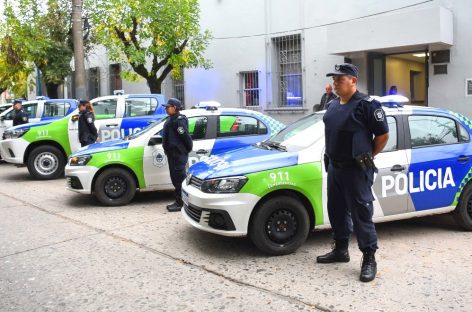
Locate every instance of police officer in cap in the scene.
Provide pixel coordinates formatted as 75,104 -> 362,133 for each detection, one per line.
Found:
12,99 -> 29,126
78,100 -> 98,147
318,63 -> 389,282
162,98 -> 193,212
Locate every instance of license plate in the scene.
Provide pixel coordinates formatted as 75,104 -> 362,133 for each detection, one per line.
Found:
182,190 -> 189,206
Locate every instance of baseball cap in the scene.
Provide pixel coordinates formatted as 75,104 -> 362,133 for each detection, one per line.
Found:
13,99 -> 23,105
164,98 -> 183,109
326,63 -> 359,78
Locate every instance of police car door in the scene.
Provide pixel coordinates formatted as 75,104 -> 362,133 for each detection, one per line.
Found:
94,97 -> 124,141
0,101 -> 40,130
143,115 -> 212,189
372,115 -> 409,217
68,97 -> 123,153
404,114 -> 472,212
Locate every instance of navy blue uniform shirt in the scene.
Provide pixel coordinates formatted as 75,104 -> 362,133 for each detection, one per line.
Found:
162,113 -> 193,154
13,109 -> 29,126
78,111 -> 98,144
323,91 -> 388,161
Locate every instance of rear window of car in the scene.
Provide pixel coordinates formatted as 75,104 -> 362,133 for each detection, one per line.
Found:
408,115 -> 459,148
93,99 -> 118,119
125,97 -> 158,117
217,115 -> 267,137
43,101 -> 71,117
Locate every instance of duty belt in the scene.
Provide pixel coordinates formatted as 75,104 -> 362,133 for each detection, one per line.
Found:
330,159 -> 357,169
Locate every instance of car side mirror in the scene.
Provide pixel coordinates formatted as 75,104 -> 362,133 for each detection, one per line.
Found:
71,114 -> 79,122
0,115 -> 4,121
148,135 -> 163,146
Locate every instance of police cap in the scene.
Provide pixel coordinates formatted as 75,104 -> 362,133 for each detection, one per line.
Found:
79,99 -> 90,106
13,99 -> 23,105
164,98 -> 183,109
326,63 -> 359,78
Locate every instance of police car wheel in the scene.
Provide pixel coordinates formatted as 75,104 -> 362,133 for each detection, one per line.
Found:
27,145 -> 65,180
94,168 -> 136,206
454,184 -> 472,230
249,195 -> 310,256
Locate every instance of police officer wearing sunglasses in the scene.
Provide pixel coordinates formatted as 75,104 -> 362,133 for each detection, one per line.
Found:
319,63 -> 389,282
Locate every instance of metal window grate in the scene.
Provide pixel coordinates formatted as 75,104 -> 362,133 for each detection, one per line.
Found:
172,71 -> 185,108
88,67 -> 100,99
240,71 -> 260,107
109,64 -> 122,94
272,34 -> 302,107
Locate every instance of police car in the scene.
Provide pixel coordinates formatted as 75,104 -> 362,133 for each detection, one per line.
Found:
0,98 -> 79,139
0,94 -> 167,179
182,95 -> 472,255
64,105 -> 285,206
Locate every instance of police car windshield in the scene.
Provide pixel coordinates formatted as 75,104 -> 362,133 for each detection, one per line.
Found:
267,113 -> 324,152
125,117 -> 168,140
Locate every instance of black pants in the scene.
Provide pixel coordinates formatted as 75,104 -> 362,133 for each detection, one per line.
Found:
167,152 -> 188,199
327,164 -> 378,252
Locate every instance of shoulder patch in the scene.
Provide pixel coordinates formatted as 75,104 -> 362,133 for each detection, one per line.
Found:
177,126 -> 185,134
374,109 -> 384,121
87,117 -> 93,123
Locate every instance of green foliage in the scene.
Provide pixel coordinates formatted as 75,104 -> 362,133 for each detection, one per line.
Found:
0,0 -> 81,96
85,0 -> 212,92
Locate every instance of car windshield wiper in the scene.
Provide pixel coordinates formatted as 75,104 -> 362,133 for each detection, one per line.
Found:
260,141 -> 287,152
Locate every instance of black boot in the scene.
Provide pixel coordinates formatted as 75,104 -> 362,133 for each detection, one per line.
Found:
316,240 -> 350,263
166,196 -> 183,212
360,250 -> 377,282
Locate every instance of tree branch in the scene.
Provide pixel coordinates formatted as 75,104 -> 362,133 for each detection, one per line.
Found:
152,39 -> 188,75
130,17 -> 140,50
157,64 -> 173,83
114,27 -> 148,78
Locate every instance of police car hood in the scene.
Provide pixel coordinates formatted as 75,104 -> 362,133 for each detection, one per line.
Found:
189,145 -> 299,180
71,140 -> 130,157
7,120 -> 54,131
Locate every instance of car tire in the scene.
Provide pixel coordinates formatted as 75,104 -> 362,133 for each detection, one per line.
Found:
249,195 -> 310,256
94,168 -> 136,206
27,145 -> 65,180
454,183 -> 472,230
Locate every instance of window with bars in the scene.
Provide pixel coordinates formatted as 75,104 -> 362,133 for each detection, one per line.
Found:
240,71 -> 260,107
88,67 -> 100,99
273,34 -> 303,107
172,71 -> 185,108
109,63 -> 122,94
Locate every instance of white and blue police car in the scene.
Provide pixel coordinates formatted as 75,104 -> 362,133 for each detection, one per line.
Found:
182,95 -> 472,255
64,104 -> 285,206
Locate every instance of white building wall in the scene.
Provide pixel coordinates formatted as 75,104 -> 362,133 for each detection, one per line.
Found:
78,0 -> 472,122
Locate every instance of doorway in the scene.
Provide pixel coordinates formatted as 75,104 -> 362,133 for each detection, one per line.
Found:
367,51 -> 428,105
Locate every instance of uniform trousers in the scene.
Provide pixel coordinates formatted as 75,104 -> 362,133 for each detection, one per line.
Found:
327,164 -> 378,251
167,151 -> 188,199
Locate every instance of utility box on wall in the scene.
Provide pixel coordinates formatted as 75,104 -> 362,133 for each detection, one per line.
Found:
431,50 -> 450,63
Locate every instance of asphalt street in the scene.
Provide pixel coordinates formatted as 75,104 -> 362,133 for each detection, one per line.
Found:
1,163 -> 471,312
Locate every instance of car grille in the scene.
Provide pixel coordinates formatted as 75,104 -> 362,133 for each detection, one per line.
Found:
189,176 -> 204,190
66,176 -> 83,190
184,204 -> 202,223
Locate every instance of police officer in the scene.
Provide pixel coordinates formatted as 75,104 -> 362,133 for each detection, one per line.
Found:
318,64 -> 389,283
78,100 -> 98,147
162,98 -> 193,212
12,99 -> 29,126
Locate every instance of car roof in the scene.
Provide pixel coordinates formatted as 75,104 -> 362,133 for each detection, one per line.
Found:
180,107 -> 272,118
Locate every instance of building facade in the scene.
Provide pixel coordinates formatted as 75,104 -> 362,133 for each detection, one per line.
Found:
74,0 -> 472,124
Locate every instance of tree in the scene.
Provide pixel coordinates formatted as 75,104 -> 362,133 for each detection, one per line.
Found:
1,0 -> 74,99
86,0 -> 212,93
0,35 -> 31,98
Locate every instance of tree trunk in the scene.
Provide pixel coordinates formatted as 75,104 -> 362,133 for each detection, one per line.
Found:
45,83 -> 59,99
147,76 -> 162,94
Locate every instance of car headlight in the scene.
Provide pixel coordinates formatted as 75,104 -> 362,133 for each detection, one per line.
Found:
200,176 -> 248,193
69,155 -> 92,166
2,128 -> 29,140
